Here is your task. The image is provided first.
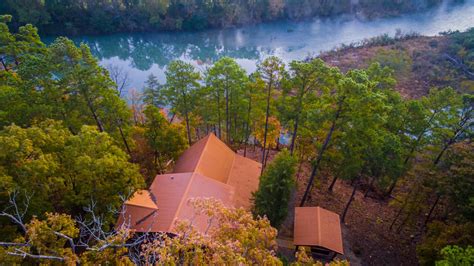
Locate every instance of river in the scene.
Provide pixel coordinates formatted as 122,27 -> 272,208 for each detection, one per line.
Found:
58,0 -> 474,93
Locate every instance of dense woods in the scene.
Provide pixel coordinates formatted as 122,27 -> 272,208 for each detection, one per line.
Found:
0,0 -> 456,35
0,13 -> 473,265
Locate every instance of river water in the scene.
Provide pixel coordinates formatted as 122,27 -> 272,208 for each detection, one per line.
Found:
63,0 -> 474,92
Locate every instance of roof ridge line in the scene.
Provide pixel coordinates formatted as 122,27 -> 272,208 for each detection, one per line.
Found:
125,202 -> 158,210
194,134 -> 213,173
226,151 -> 237,184
168,172 -> 195,232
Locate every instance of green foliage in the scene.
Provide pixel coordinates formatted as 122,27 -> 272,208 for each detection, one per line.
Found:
371,49 -> 413,76
0,21 -> 133,151
0,120 -> 144,223
204,57 -> 249,143
152,60 -> 201,144
143,105 -> 188,174
436,245 -> 474,266
279,58 -> 340,153
253,149 -> 297,227
417,222 -> 474,265
434,141 -> 474,221
0,1 -> 444,35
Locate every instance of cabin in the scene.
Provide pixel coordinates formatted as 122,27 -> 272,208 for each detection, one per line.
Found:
117,133 -> 262,234
294,207 -> 344,261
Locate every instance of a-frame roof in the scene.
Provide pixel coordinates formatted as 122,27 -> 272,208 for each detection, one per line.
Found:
119,133 -> 262,234
174,133 -> 236,183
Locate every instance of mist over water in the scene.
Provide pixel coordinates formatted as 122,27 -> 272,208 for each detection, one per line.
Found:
59,0 -> 474,92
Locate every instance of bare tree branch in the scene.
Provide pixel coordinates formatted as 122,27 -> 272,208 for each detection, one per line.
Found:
0,190 -> 30,233
7,248 -> 64,261
106,64 -> 130,97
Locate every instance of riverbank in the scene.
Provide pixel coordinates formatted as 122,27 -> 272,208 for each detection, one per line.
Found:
48,1 -> 474,92
0,0 -> 463,35
319,29 -> 473,98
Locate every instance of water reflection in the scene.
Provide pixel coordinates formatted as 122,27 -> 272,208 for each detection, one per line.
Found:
49,0 -> 474,90
80,30 -> 262,71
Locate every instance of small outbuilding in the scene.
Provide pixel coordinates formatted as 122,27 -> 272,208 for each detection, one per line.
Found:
294,207 -> 344,260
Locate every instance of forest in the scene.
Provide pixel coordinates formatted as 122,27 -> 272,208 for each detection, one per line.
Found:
0,12 -> 473,265
0,0 -> 459,35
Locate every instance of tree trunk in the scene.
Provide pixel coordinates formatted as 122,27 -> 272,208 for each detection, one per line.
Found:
364,176 -> 376,198
233,112 -> 238,144
86,96 -> 104,132
181,91 -> 192,145
328,176 -> 338,192
217,92 -> 222,139
296,158 -> 303,179
386,110 -> 438,196
261,77 -> 273,168
396,213 -> 410,234
300,97 -> 344,207
424,194 -> 441,226
0,57 -> 8,72
290,116 -> 299,155
169,113 -> 176,124
264,147 -> 271,167
244,95 -> 252,157
184,111 -> 192,145
341,178 -> 358,223
225,84 -> 230,144
390,196 -> 411,231
118,123 -> 132,156
290,94 -> 303,155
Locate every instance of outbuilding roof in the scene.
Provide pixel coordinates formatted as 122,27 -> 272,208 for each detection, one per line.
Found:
294,207 -> 344,255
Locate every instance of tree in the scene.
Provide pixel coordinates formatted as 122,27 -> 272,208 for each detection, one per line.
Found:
243,73 -> 266,157
0,194 -> 145,265
281,58 -> 338,154
161,60 -> 200,145
143,105 -> 188,175
254,116 -> 282,166
387,88 -> 466,196
436,245 -> 474,266
252,149 -> 297,228
205,57 -> 248,143
417,222 -> 474,265
140,198 -> 282,265
0,120 -> 144,224
0,22 -> 134,154
257,56 -> 285,168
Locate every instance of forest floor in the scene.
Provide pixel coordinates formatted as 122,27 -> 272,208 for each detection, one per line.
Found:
231,32 -> 471,265
238,147 -> 419,265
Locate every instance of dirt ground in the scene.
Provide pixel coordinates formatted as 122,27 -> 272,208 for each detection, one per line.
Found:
238,147 -> 419,265
319,35 -> 452,99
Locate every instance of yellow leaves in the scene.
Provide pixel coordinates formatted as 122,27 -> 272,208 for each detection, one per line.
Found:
255,116 -> 282,148
142,197 -> 281,265
26,213 -> 79,263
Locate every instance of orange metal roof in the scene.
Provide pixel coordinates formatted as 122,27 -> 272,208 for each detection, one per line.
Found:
116,190 -> 158,232
294,207 -> 344,254
174,133 -> 236,183
116,204 -> 158,232
123,172 -> 235,233
124,190 -> 158,209
227,154 -> 262,209
119,133 -> 262,234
